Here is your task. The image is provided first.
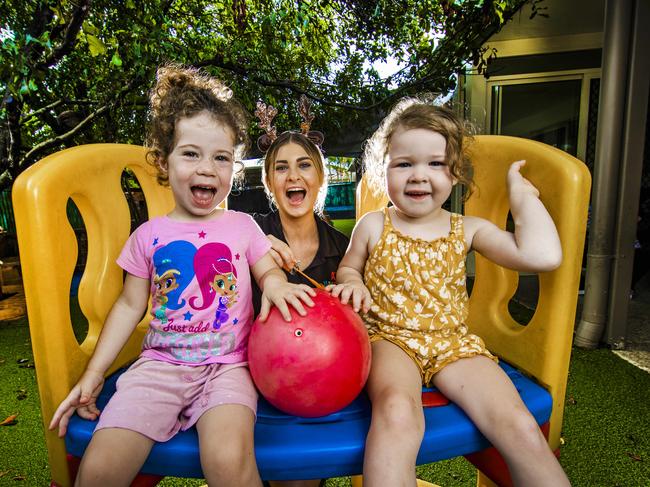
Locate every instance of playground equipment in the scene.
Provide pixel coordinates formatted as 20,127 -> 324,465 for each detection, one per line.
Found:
13,136 -> 590,486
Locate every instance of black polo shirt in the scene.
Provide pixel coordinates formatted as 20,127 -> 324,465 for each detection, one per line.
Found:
251,211 -> 350,317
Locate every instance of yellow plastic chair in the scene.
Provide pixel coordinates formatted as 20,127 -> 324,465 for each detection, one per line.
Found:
13,144 -> 173,486
14,136 -> 589,487
354,135 -> 591,486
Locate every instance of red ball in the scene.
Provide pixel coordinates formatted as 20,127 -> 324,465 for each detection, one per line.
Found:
248,289 -> 371,417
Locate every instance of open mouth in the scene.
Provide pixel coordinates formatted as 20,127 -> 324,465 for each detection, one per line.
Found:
405,190 -> 431,199
191,185 -> 217,205
286,188 -> 307,205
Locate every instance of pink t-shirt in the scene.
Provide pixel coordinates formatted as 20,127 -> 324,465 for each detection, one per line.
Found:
117,211 -> 272,366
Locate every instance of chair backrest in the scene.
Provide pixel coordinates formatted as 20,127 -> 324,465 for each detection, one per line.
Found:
356,135 -> 591,449
13,144 -> 174,485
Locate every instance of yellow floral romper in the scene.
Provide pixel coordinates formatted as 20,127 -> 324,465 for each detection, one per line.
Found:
364,208 -> 497,386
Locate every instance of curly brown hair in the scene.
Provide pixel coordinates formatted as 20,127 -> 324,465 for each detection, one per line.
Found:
363,96 -> 474,199
145,64 -> 249,185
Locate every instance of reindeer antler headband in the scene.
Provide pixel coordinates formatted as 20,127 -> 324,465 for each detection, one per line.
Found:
255,94 -> 325,152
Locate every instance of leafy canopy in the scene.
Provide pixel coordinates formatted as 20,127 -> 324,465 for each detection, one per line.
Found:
0,0 -> 534,188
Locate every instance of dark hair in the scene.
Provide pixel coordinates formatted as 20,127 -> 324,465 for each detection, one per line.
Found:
145,64 -> 249,185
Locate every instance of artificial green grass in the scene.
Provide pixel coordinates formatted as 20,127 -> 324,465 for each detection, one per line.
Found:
1,312 -> 649,486
561,348 -> 650,485
331,219 -> 356,238
0,319 -> 50,484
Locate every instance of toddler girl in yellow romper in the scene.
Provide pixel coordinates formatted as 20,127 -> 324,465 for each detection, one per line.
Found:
329,98 -> 571,487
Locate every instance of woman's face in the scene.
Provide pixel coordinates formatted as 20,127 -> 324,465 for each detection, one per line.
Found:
267,142 -> 323,219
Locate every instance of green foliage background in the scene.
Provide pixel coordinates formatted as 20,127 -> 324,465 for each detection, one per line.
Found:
0,0 -> 536,188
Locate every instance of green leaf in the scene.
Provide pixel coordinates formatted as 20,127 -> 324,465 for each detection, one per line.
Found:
83,21 -> 100,36
86,35 -> 106,56
111,52 -> 123,67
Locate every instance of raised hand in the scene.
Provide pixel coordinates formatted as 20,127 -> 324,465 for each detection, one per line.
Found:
507,160 -> 540,205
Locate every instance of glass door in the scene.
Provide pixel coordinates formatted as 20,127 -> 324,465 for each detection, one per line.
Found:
486,72 -> 599,162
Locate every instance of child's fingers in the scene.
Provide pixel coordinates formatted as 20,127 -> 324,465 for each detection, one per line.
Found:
339,286 -> 353,305
329,284 -> 343,298
77,405 -> 100,421
49,389 -> 80,430
351,289 -> 363,312
78,389 -> 93,405
268,235 -> 296,269
49,408 -> 64,431
295,289 -> 315,307
362,292 -> 371,313
284,295 -> 307,317
258,297 -> 270,322
298,284 -> 316,298
510,159 -> 526,171
78,402 -> 101,418
79,379 -> 103,405
275,300 -> 293,322
55,408 -> 75,438
355,288 -> 372,313
88,403 -> 101,417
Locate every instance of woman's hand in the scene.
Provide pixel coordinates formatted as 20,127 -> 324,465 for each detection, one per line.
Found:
328,280 -> 371,313
49,369 -> 105,438
259,281 -> 316,322
267,235 -> 298,270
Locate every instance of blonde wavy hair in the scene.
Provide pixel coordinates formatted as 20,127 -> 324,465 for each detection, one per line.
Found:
145,64 -> 249,186
362,96 -> 475,199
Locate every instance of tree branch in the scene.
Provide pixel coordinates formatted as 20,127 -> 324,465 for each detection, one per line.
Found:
17,103 -> 110,171
19,99 -> 63,123
19,99 -> 102,124
16,76 -> 142,171
35,0 -> 91,71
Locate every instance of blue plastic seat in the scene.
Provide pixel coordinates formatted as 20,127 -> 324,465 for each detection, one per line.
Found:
63,362 -> 550,481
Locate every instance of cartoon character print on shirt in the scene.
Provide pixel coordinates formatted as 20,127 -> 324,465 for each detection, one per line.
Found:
152,241 -> 197,325
189,242 -> 239,330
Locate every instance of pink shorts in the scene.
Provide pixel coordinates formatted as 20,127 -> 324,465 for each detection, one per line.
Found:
95,357 -> 258,442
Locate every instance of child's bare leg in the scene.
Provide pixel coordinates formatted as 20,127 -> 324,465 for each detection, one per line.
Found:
197,404 -> 263,487
364,340 -> 424,487
269,481 -> 321,486
269,481 -> 321,487
433,356 -> 570,487
75,428 -> 154,486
